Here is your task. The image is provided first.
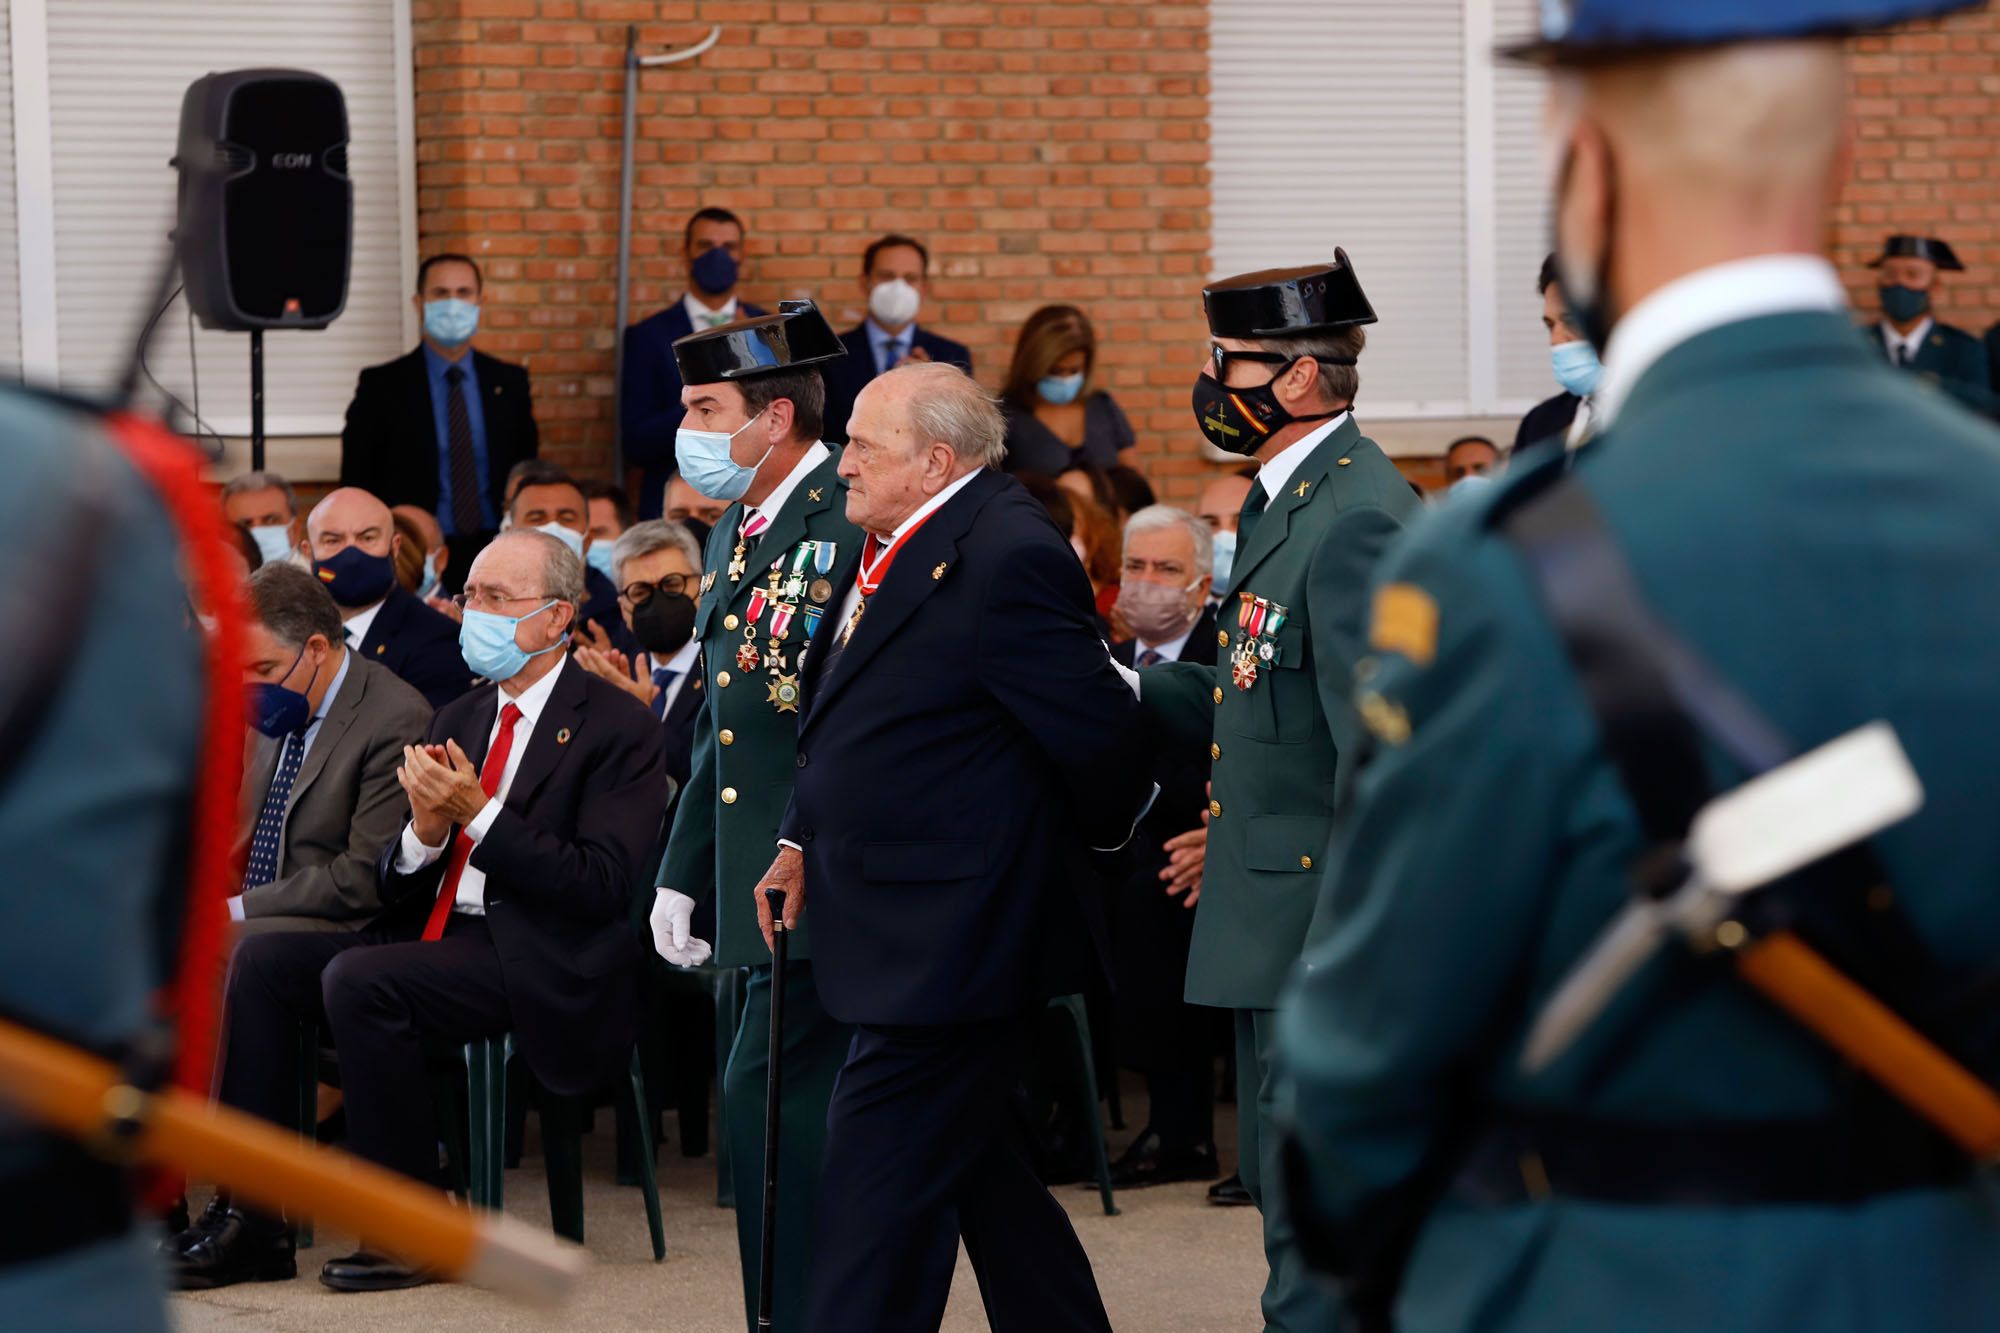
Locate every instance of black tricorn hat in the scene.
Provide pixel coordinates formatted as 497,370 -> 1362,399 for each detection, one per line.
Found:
1870,235 -> 1965,271
1203,249 -> 1377,339
672,299 -> 848,385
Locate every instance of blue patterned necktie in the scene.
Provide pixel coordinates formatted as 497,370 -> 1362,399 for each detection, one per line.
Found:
1136,648 -> 1165,667
243,730 -> 307,889
651,667 -> 679,720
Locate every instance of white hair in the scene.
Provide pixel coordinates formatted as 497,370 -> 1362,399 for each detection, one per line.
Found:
1123,504 -> 1213,578
886,361 -> 1008,470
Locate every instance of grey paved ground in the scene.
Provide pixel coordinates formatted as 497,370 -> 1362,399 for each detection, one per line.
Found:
170,1082 -> 1264,1331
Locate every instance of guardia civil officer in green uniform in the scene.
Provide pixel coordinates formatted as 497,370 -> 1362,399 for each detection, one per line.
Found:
1137,256 -> 1418,1331
651,299 -> 862,1333
0,387 -> 204,1329
1282,3 -> 2000,1331
1865,234 -> 1996,415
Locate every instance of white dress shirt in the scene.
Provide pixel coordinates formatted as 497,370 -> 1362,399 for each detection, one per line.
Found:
1253,412 -> 1351,508
342,597 -> 387,648
394,654 -> 571,915
831,466 -> 984,639
649,637 -> 702,716
683,292 -> 738,329
865,318 -> 916,375
1879,315 -> 1934,366
1133,625 -> 1195,666
742,442 -> 832,540
1594,254 -> 1849,433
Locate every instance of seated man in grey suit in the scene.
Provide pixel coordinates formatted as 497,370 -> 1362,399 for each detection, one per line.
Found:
234,563 -> 433,934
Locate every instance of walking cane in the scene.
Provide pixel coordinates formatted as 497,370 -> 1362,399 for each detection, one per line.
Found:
758,887 -> 790,1331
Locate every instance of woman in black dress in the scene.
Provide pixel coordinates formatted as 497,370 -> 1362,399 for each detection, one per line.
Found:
999,304 -> 1138,474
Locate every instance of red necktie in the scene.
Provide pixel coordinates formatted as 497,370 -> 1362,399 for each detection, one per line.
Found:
421,702 -> 522,941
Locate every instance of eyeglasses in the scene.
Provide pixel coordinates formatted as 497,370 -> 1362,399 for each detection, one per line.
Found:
619,574 -> 692,607
453,589 -> 555,614
1209,343 -> 1293,383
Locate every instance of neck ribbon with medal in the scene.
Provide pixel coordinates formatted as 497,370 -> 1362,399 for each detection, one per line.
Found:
1230,591 -> 1287,690
737,539 -> 839,713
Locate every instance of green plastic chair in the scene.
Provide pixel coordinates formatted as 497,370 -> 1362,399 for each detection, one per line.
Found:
1047,993 -> 1118,1216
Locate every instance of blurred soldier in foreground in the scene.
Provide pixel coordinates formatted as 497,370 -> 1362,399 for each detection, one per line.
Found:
1280,3 -> 2000,1331
0,390 -> 217,1329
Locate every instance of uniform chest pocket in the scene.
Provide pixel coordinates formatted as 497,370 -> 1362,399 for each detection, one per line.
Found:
1226,621 -> 1316,745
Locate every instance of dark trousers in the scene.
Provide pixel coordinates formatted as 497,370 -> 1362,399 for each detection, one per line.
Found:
1145,1068 -> 1215,1151
804,1018 -> 1111,1333
217,915 -> 511,1188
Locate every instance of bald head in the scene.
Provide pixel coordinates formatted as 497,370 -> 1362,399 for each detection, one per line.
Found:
1551,39 -> 1847,331
307,487 -> 398,564
393,503 -> 444,554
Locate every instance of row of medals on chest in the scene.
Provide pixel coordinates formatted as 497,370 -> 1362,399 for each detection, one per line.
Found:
725,537 -> 838,714
1230,591 -> 1288,692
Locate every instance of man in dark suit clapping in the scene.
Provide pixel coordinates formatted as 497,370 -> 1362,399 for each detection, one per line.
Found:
338,254 -> 539,594
755,362 -> 1149,1333
169,531 -> 667,1294
821,234 -> 974,444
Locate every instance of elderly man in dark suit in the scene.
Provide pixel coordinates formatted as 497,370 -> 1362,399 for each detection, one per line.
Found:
305,486 -> 472,710
820,234 -> 974,444
338,254 -> 539,594
621,207 -> 769,518
168,530 -> 667,1294
233,563 -> 431,934
755,362 -> 1148,1333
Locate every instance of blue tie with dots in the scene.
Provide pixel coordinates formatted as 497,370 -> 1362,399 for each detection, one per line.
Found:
243,731 -> 307,889
651,667 -> 679,720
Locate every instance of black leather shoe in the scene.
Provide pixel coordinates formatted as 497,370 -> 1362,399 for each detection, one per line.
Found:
318,1249 -> 439,1292
1207,1171 -> 1254,1207
1108,1132 -> 1221,1189
167,1207 -> 297,1289
161,1193 -> 234,1258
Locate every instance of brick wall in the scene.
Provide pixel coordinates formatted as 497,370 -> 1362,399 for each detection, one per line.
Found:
412,0 -> 1215,501
1833,6 -> 2000,339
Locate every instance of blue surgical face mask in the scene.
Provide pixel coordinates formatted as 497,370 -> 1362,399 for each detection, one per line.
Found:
1210,528 -> 1236,587
424,298 -> 480,348
675,410 -> 771,503
585,541 -> 617,581
689,247 -> 739,298
460,601 -> 565,683
534,522 -> 586,561
416,548 -> 443,601
1550,339 -> 1604,398
247,645 -> 320,738
248,523 -> 296,568
1038,372 -> 1085,405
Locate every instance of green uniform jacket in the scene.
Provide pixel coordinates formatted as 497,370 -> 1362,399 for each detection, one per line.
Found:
1282,310 -> 2000,1333
658,448 -> 861,968
1141,416 -> 1417,1009
1866,318 -> 1997,416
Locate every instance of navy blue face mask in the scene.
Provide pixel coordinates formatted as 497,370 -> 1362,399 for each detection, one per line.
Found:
313,544 -> 397,609
689,246 -> 739,298
248,646 -> 321,738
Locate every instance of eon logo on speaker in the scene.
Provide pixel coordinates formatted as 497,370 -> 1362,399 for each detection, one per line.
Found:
271,152 -> 314,169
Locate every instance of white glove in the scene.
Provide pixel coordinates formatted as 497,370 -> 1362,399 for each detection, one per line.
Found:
650,887 -> 713,968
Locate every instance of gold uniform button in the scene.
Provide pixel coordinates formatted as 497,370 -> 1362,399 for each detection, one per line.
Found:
1300,855 -> 1313,870
1208,799 -> 1222,818
1210,742 -> 1221,760
721,787 -> 738,804
1212,686 -> 1224,705
717,671 -> 731,688
724,614 -> 740,630
1217,630 -> 1229,646
719,729 -> 735,746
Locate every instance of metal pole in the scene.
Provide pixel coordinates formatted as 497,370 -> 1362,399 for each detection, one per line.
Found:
612,24 -> 638,481
757,888 -> 789,1331
249,328 -> 265,472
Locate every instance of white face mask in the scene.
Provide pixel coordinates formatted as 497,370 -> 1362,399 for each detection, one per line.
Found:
868,278 -> 921,328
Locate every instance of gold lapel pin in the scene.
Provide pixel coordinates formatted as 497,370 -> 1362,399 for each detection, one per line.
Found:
809,487 -> 824,502
933,562 -> 947,580
375,644 -> 386,655
555,727 -> 572,745
1337,458 -> 1352,467
1294,480 -> 1311,498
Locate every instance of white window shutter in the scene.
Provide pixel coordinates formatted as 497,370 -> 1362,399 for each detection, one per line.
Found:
0,1 -> 21,372
44,0 -> 410,434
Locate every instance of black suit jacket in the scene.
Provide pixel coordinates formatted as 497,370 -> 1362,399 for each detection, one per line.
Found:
821,324 -> 974,445
1513,391 -> 1580,454
356,586 -> 475,711
658,666 -> 703,795
339,347 -> 538,526
620,299 -> 768,517
779,470 -> 1148,1026
375,660 -> 668,1095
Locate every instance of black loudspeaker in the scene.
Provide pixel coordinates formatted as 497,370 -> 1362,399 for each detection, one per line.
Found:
174,69 -> 351,331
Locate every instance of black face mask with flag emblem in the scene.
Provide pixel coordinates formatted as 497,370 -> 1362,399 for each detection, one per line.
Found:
1191,358 -> 1340,458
